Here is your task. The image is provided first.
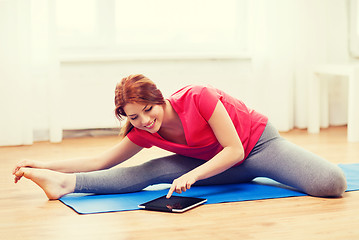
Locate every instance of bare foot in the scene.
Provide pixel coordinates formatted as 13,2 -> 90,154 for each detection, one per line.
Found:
14,168 -> 76,200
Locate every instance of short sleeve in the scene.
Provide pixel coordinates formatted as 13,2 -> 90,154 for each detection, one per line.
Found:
196,86 -> 220,121
127,128 -> 153,148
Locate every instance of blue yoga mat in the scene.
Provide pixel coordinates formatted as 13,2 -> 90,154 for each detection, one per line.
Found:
60,163 -> 359,214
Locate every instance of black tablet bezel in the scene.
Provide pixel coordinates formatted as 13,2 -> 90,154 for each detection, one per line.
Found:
138,195 -> 207,213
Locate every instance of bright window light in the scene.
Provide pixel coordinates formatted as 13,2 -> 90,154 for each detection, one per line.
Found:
56,0 -> 98,47
55,0 -> 249,59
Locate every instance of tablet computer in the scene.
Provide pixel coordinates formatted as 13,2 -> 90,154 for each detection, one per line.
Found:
138,195 -> 207,213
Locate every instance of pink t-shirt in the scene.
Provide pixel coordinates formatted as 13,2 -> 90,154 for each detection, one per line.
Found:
127,85 -> 268,166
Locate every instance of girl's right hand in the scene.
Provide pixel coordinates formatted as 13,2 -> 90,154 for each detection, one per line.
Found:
12,159 -> 46,183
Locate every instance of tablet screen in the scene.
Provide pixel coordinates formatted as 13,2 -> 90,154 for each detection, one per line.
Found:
138,195 -> 207,213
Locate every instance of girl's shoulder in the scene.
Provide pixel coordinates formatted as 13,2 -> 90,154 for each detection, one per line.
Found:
170,84 -> 217,99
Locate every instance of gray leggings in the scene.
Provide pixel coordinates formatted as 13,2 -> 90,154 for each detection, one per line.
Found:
75,122 -> 347,197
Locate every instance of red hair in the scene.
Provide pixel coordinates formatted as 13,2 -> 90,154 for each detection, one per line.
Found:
115,74 -> 165,137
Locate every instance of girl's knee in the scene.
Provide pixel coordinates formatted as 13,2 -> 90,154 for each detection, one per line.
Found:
308,168 -> 347,197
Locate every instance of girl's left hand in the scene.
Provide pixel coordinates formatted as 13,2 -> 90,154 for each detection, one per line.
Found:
166,173 -> 197,198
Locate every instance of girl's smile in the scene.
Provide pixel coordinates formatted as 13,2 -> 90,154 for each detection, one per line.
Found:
145,119 -> 156,129
123,103 -> 164,133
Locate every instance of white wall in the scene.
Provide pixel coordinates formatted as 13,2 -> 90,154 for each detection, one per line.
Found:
326,0 -> 351,126
57,59 -> 253,130
21,0 -> 358,142
30,0 -> 353,140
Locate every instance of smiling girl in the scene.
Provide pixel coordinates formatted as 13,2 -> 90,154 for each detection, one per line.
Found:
13,74 -> 347,199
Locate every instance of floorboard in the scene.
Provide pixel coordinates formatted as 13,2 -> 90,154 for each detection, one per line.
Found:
1,126 -> 358,240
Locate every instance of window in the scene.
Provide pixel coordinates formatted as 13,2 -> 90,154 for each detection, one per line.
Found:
56,0 -> 249,60
56,0 -> 99,47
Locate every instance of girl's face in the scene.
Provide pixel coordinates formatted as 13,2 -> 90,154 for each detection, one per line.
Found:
123,102 -> 164,133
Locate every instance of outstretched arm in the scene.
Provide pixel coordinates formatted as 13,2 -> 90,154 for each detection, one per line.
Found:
13,136 -> 143,182
167,100 -> 244,198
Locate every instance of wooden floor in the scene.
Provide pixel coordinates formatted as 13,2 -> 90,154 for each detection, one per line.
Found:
1,126 -> 358,240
